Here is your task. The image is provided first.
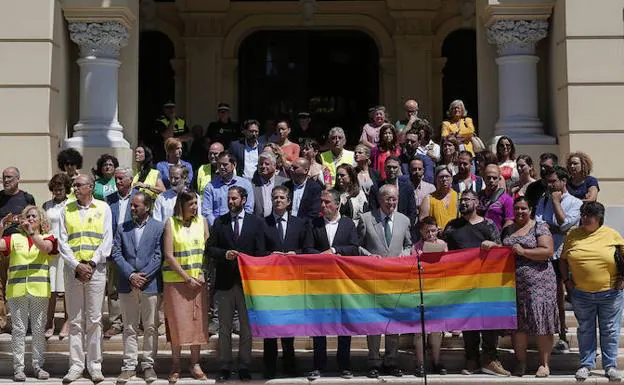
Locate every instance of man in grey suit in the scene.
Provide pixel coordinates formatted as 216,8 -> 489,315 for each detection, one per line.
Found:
111,192 -> 165,384
252,151 -> 289,218
357,184 -> 412,379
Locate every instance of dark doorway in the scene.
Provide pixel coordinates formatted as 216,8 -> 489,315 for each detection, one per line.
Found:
442,29 -> 478,130
138,31 -> 175,146
238,30 -> 380,146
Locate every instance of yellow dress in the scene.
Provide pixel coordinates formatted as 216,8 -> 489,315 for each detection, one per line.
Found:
442,117 -> 475,155
429,190 -> 458,229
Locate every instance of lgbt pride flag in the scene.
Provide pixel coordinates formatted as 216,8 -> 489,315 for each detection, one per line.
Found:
238,247 -> 516,338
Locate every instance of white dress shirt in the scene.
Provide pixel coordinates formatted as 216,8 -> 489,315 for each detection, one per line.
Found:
273,211 -> 289,240
153,189 -> 202,223
230,211 -> 245,235
117,191 -> 132,225
291,180 -> 306,217
324,213 -> 341,248
243,141 -> 260,179
59,198 -> 113,270
382,211 -> 395,233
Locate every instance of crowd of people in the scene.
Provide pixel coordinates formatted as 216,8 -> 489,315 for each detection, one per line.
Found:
0,98 -> 621,383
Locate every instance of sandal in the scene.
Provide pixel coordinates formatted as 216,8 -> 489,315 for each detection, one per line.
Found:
59,321 -> 69,340
189,364 -> 207,380
168,371 -> 180,384
535,365 -> 550,378
44,327 -> 54,339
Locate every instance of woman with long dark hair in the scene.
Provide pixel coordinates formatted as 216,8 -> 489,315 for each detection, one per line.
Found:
132,146 -> 166,198
371,124 -> 401,180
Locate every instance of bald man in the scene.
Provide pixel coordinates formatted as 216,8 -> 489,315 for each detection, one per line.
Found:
477,164 -> 514,231
284,158 -> 322,221
196,141 -> 225,193
395,99 -> 426,136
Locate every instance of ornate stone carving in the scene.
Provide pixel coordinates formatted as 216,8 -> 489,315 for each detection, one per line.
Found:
486,20 -> 548,56
69,21 -> 129,59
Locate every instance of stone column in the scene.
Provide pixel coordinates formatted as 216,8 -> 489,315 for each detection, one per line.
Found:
65,21 -> 133,166
486,20 -> 555,144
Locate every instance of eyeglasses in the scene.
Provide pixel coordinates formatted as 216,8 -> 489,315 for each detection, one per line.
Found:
72,182 -> 89,189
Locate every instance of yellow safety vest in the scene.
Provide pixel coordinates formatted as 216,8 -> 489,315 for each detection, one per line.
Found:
162,216 -> 205,283
158,117 -> 186,135
132,169 -> 160,198
196,164 -> 213,194
320,150 -> 355,187
64,201 -> 106,262
6,233 -> 51,298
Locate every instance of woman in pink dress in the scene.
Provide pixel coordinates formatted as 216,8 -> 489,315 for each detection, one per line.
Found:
360,105 -> 387,148
370,124 -> 401,180
411,216 -> 448,376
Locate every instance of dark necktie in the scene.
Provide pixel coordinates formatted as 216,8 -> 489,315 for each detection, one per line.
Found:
384,216 -> 392,247
233,215 -> 240,240
277,217 -> 285,242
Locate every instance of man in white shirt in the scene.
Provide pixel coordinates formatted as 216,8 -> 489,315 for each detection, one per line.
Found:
59,174 -> 112,383
153,165 -> 190,223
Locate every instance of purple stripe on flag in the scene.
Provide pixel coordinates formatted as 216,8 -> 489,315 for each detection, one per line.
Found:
249,316 -> 518,338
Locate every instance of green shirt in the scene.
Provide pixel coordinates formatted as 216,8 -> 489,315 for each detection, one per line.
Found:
94,177 -> 117,201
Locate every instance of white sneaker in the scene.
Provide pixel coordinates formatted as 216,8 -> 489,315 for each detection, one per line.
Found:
575,367 -> 590,381
90,369 -> 105,383
62,369 -> 83,384
606,367 -> 623,382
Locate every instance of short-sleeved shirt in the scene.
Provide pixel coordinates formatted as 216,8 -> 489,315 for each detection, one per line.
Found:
562,225 -> 624,293
567,176 -> 600,201
478,189 -> 514,232
443,217 -> 501,250
1,234 -> 59,257
0,190 -> 36,235
94,177 -> 117,201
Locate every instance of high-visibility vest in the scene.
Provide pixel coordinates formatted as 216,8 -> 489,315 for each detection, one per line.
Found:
196,164 -> 213,194
158,117 -> 186,135
320,149 -> 355,187
64,201 -> 106,262
162,216 -> 205,283
132,169 -> 160,198
6,233 -> 51,298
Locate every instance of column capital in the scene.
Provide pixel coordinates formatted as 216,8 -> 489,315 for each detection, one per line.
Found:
69,21 -> 130,59
486,19 -> 548,56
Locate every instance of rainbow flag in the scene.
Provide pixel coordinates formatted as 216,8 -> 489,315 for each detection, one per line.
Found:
238,247 -> 516,338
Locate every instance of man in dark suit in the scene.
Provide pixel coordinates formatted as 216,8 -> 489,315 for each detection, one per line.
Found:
304,189 -> 359,381
284,158 -> 322,221
228,119 -> 265,179
252,151 -> 289,218
110,192 -> 164,384
262,186 -> 310,379
207,186 -> 267,382
369,156 -> 418,238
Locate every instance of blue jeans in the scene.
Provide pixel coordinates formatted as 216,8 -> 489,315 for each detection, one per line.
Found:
571,288 -> 624,369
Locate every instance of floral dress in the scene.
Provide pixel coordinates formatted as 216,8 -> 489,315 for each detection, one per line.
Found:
502,221 -> 559,335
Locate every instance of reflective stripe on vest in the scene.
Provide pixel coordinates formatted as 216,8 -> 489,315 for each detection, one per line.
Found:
64,201 -> 106,262
132,169 -> 160,198
162,216 -> 204,283
159,117 -> 186,135
320,150 -> 355,187
197,164 -> 212,194
7,233 -> 51,298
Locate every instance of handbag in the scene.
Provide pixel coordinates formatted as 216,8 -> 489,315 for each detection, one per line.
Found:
471,135 -> 486,153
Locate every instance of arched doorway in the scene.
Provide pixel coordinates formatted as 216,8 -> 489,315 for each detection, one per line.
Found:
442,29 -> 478,130
138,31 -> 175,147
238,30 -> 379,145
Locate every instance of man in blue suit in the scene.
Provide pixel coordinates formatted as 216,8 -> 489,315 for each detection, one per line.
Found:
263,186 -> 311,379
111,192 -> 164,384
228,119 -> 265,179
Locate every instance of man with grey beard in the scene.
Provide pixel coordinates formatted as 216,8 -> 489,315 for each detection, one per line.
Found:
152,165 -> 196,223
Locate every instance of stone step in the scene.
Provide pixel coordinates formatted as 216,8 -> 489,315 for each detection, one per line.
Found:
0,346 -> 620,377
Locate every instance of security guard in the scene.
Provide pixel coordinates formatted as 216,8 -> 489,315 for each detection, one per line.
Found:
0,206 -> 57,381
206,103 -> 241,149
153,102 -> 190,161
59,174 -> 112,384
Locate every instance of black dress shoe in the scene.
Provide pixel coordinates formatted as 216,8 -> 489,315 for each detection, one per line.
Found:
415,364 -> 425,377
238,369 -> 252,381
433,363 -> 447,375
216,370 -> 231,382
263,370 -> 276,380
385,366 -> 403,377
367,368 -> 380,378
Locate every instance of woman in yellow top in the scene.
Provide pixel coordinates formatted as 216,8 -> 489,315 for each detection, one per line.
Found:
441,100 -> 475,155
132,146 -> 165,198
162,190 -> 210,383
560,201 -> 624,381
420,166 -> 458,230
0,206 -> 57,381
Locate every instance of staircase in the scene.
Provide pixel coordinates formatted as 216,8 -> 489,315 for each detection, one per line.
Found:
0,307 -> 619,384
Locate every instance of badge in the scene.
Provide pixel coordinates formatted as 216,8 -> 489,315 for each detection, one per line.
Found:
219,128 -> 224,134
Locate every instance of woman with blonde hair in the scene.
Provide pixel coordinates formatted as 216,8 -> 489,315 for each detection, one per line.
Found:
0,206 -> 58,381
162,190 -> 210,382
441,100 -> 476,155
156,138 -> 194,189
566,151 -> 599,202
354,144 -> 380,197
